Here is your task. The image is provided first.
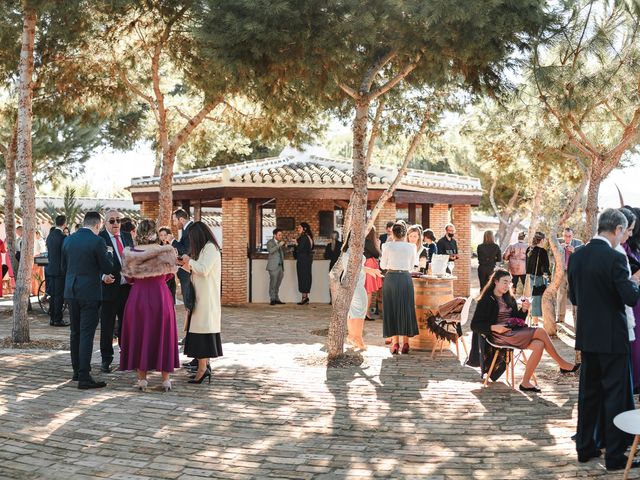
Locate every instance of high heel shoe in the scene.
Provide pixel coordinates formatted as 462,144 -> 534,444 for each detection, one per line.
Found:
560,363 -> 581,374
188,369 -> 211,384
297,297 -> 310,305
391,343 -> 400,355
401,343 -> 410,354
136,379 -> 148,392
161,380 -> 172,392
188,364 -> 211,378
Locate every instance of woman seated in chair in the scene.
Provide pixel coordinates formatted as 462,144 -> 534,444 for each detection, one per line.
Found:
470,268 -> 578,392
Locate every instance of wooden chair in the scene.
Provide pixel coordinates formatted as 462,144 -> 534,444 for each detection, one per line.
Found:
431,296 -> 474,362
481,334 -> 537,389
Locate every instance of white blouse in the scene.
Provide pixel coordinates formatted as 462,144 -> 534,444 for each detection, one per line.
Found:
380,241 -> 417,271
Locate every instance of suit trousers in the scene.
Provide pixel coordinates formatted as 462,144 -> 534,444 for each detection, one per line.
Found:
49,275 -> 65,324
99,285 -> 130,364
556,273 -> 575,322
268,267 -> 284,301
69,298 -> 101,382
576,351 -> 633,466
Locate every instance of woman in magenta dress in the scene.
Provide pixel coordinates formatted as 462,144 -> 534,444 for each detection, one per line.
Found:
624,207 -> 640,389
119,219 -> 180,392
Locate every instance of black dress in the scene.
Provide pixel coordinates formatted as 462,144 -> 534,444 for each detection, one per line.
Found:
477,242 -> 502,289
323,241 -> 342,271
295,234 -> 313,294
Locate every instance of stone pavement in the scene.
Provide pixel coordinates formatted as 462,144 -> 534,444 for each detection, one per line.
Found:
0,303 -> 635,479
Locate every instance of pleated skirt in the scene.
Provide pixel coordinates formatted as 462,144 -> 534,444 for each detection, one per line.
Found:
382,271 -> 419,337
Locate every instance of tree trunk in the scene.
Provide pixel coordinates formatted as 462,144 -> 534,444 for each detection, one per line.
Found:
584,160 -> 602,240
12,8 -> 37,343
3,124 -> 18,275
326,100 -> 370,359
157,147 -> 176,226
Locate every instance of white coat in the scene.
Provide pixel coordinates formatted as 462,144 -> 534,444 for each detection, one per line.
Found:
187,242 -> 221,334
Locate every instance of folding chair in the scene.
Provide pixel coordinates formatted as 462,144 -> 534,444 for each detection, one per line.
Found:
481,334 -> 537,389
430,296 -> 474,362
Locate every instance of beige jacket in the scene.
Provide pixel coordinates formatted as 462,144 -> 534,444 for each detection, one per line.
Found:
187,242 -> 221,334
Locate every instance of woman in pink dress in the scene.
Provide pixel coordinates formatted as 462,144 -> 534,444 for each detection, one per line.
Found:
119,220 -> 180,392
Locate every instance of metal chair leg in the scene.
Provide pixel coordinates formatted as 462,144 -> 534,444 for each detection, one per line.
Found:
484,350 -> 500,387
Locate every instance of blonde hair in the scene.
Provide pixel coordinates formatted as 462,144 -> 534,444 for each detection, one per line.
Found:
136,219 -> 159,245
406,224 -> 423,249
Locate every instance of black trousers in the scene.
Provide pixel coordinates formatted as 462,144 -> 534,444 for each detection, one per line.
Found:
577,351 -> 633,466
99,285 -> 130,365
511,274 -> 526,290
478,265 -> 494,290
48,275 -> 65,324
69,298 -> 101,382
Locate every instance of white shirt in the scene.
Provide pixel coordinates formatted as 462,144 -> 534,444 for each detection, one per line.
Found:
615,243 -> 636,341
380,241 -> 417,271
107,231 -> 127,285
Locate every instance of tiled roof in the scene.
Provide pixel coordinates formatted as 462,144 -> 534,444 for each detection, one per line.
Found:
129,151 -> 482,194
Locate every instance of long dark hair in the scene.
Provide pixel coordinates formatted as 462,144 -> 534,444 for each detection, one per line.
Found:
477,267 -> 516,308
627,207 -> 640,253
187,221 -> 220,260
299,222 -> 313,239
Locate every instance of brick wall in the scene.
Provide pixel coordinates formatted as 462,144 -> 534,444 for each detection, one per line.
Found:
222,198 -> 249,305
452,204 -> 472,297
140,201 -> 159,222
373,200 -> 397,236
430,204 -> 450,240
275,198 -> 335,244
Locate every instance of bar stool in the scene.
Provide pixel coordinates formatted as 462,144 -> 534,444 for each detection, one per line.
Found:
613,410 -> 640,480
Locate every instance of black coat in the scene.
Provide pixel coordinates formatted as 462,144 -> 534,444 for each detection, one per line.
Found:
477,243 -> 501,269
568,238 -> 640,354
171,221 -> 192,256
45,228 -> 66,276
526,246 -> 550,276
98,230 -> 134,301
470,293 -> 528,337
62,228 -> 114,302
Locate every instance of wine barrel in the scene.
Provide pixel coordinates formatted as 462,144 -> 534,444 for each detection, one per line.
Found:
409,276 -> 455,350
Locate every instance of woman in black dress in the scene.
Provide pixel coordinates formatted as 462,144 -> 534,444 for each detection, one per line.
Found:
323,230 -> 342,271
477,230 -> 502,289
295,222 -> 314,305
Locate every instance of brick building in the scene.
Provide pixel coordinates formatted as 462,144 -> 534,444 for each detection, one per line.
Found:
128,150 -> 482,305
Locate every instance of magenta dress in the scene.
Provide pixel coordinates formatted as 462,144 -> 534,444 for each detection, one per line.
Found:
119,273 -> 180,372
624,243 -> 640,386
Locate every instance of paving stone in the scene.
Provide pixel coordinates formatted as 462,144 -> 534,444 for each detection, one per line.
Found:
0,304 -> 635,479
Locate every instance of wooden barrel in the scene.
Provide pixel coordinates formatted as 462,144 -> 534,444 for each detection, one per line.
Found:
409,276 -> 455,351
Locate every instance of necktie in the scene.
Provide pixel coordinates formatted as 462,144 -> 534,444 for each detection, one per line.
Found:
114,234 -> 124,257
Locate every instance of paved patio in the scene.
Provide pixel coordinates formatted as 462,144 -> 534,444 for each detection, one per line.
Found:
0,302 -> 633,479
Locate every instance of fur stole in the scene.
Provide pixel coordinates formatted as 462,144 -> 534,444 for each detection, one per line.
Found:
121,245 -> 178,279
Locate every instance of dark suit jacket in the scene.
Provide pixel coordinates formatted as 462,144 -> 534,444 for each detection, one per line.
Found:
46,228 -> 66,276
568,238 -> 640,354
62,228 -> 114,302
171,222 -> 192,256
99,230 -> 134,302
470,293 -> 528,336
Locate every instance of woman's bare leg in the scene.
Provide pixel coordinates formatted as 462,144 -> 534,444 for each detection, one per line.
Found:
521,340 -> 543,387
532,328 -> 573,369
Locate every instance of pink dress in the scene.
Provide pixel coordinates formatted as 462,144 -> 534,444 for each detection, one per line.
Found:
119,273 -> 180,372
491,296 -> 536,349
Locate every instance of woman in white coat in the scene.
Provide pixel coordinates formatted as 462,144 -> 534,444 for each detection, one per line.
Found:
178,222 -> 222,385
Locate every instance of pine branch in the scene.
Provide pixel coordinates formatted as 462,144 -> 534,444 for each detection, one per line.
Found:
364,98 -> 385,170
170,98 -> 223,151
360,48 -> 398,95
338,83 -> 358,99
370,52 -> 423,100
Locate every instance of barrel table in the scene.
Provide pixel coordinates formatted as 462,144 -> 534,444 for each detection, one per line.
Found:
409,275 -> 456,351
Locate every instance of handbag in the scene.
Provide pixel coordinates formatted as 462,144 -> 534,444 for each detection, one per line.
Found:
529,247 -> 547,296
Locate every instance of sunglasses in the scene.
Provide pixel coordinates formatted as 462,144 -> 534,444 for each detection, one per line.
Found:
108,218 -> 121,225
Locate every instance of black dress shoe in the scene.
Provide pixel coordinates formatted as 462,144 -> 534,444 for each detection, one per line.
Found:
270,300 -> 276,305
577,449 -> 601,462
182,358 -> 198,368
606,459 -> 640,471
297,297 -> 309,305
519,384 -> 542,393
560,363 -> 581,374
52,321 -> 70,327
275,300 -> 285,305
101,363 -> 112,373
78,380 -> 107,390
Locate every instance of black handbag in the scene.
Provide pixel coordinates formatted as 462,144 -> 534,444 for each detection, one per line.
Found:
183,280 -> 196,311
532,283 -> 547,296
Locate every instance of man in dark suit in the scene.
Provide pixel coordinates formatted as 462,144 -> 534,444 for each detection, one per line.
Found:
98,210 -> 134,373
171,208 -> 193,306
62,212 -> 114,390
46,215 -> 69,326
568,208 -> 640,471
